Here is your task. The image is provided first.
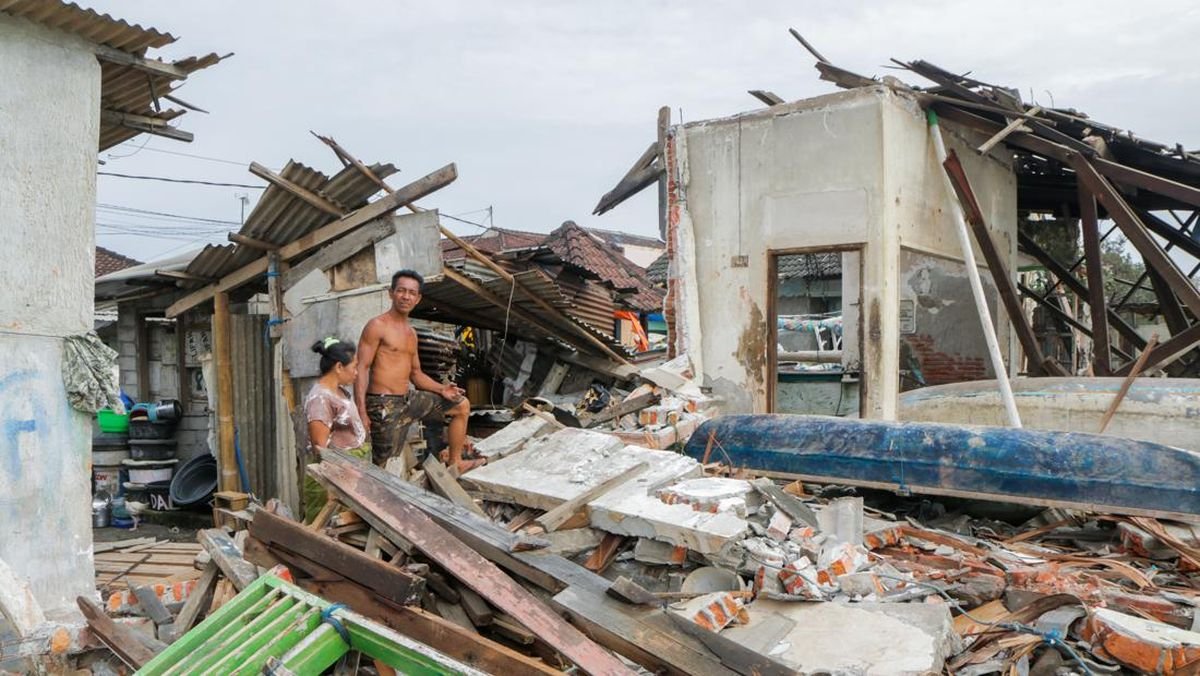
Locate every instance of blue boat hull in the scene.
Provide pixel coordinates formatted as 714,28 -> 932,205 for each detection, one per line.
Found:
684,415 -> 1200,520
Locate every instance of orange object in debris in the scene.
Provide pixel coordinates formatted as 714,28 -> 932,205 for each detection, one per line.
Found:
614,311 -> 649,351
1081,608 -> 1200,674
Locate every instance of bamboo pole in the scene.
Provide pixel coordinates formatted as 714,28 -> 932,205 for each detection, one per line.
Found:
213,291 -> 238,492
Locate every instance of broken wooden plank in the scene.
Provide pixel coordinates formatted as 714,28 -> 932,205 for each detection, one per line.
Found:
457,586 -> 495,627
249,161 -> 345,216
250,511 -> 423,606
280,216 -> 395,290
975,106 -> 1039,155
78,596 -> 163,669
580,393 -> 660,428
1113,323 -> 1200,376
606,577 -> 663,607
169,561 -> 220,641
747,90 -> 784,106
584,533 -> 626,573
310,461 -> 636,675
536,463 -> 648,533
422,456 -> 486,517
93,537 -> 158,554
942,149 -> 1061,377
435,600 -> 477,633
197,529 -> 258,591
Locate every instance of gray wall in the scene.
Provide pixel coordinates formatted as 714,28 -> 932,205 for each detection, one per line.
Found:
0,14 -> 100,616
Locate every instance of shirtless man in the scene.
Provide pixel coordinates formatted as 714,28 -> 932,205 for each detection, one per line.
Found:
355,269 -> 481,472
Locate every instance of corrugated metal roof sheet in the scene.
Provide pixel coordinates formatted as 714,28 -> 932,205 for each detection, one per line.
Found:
180,160 -> 397,283
0,0 -> 175,51
0,1 -> 225,150
415,266 -> 631,360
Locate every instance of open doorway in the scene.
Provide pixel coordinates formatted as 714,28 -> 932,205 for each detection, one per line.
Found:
768,248 -> 863,416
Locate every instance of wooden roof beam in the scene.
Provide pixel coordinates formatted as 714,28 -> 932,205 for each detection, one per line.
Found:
166,163 -> 457,317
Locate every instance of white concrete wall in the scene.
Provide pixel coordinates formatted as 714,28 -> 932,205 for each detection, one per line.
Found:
620,243 -> 665,269
0,15 -> 101,616
670,87 -> 1016,418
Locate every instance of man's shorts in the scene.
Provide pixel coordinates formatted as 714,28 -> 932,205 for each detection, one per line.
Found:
366,390 -> 459,465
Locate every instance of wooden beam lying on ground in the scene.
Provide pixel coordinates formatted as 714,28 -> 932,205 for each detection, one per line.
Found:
421,456 -> 486,517
197,529 -> 257,591
166,164 -> 457,317
249,510 -> 424,606
309,461 -> 636,676
78,597 -> 163,669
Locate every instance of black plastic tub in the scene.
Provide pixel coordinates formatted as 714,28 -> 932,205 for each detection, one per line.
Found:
170,454 -> 218,507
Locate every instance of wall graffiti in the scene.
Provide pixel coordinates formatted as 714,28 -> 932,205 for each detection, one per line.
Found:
0,369 -> 48,479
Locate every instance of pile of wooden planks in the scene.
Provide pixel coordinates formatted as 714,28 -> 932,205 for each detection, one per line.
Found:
94,538 -> 203,592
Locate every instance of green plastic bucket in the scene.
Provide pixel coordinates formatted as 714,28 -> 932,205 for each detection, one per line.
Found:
97,409 -> 130,433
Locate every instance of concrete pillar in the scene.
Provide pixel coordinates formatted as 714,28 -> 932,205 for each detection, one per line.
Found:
0,14 -> 101,618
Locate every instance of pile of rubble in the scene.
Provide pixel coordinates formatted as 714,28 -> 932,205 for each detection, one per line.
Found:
75,357 -> 1200,675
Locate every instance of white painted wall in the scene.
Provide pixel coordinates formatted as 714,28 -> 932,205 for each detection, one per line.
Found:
0,14 -> 100,616
670,87 -> 1016,418
619,243 -> 665,269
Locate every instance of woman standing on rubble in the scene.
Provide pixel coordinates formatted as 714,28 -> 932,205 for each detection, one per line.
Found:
302,336 -> 371,521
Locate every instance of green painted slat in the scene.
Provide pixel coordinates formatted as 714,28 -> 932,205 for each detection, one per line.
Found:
171,591 -> 287,675
276,624 -> 349,675
181,596 -> 299,675
346,622 -> 471,676
199,602 -> 312,676
229,609 -> 323,676
142,579 -> 275,676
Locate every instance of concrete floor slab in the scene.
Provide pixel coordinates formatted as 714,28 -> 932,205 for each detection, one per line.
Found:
721,600 -> 960,675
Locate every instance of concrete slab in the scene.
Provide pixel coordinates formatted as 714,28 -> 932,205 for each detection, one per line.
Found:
474,415 -> 555,460
460,428 -> 627,509
721,600 -> 960,675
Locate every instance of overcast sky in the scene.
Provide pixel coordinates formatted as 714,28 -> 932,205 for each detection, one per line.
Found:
88,1 -> 1200,263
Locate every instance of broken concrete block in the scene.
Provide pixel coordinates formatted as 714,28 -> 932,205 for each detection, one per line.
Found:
541,528 -> 605,557
632,538 -> 687,566
609,413 -> 705,449
816,496 -> 864,546
670,591 -> 748,632
721,600 -> 960,675
1081,608 -> 1200,674
655,477 -> 758,515
638,402 -> 682,427
473,415 -> 555,459
460,428 -> 629,509
766,510 -> 792,542
777,557 -> 827,600
589,490 -> 748,555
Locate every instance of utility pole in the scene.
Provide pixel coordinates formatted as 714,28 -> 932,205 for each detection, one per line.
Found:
235,193 -> 249,224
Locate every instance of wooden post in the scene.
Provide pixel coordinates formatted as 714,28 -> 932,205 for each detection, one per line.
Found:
656,106 -> 670,241
1078,188 -> 1111,375
214,291 -> 238,492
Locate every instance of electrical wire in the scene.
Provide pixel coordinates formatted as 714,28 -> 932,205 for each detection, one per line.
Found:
97,203 -> 240,226
97,171 -> 264,189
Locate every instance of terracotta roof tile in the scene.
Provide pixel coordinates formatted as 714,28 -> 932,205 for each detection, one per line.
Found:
95,246 -> 141,278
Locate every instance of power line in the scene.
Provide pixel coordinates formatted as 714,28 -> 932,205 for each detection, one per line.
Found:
97,203 -> 241,226
98,171 -> 264,189
439,212 -> 494,232
109,143 -> 249,167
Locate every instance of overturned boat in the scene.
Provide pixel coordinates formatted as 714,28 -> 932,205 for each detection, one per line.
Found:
899,378 -> 1200,451
685,415 -> 1200,521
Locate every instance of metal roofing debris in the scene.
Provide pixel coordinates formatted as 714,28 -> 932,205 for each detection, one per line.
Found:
0,0 -> 225,150
182,160 -> 398,284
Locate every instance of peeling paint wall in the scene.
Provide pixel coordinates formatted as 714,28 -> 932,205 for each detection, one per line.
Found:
0,14 -> 101,615
670,87 -> 1016,417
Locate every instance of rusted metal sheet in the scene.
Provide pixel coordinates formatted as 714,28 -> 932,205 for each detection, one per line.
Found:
230,313 -> 276,499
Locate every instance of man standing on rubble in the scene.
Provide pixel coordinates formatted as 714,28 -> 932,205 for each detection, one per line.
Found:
356,269 -> 482,473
